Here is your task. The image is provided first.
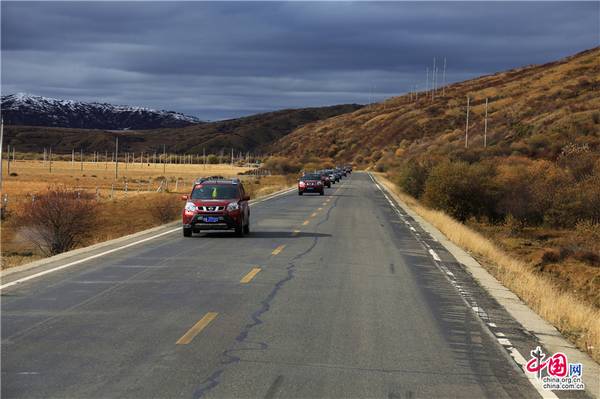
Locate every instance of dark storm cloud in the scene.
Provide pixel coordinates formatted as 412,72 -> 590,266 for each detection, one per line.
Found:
2,2 -> 598,120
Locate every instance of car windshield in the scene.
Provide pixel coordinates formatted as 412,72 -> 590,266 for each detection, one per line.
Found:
302,174 -> 321,180
191,184 -> 239,200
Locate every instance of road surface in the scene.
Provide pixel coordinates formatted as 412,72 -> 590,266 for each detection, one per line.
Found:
1,173 -> 561,398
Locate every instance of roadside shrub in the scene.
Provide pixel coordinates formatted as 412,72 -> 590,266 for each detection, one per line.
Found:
541,249 -> 561,264
395,162 -> 429,198
558,143 -> 595,181
150,194 -> 181,224
546,174 -> 600,227
574,220 -> 600,253
496,159 -> 571,227
9,172 -> 18,177
263,156 -> 302,175
573,250 -> 600,267
422,160 -> 497,222
17,188 -> 97,256
206,154 -> 219,164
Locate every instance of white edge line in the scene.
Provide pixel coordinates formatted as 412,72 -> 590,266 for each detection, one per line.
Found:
508,347 -> 559,399
428,248 -> 441,262
0,228 -> 179,290
1,186 -> 296,290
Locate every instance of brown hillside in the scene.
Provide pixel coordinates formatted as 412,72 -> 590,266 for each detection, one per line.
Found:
274,47 -> 600,165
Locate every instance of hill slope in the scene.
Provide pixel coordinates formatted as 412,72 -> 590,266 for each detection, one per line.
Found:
1,93 -> 202,130
274,47 -> 600,165
3,104 -> 362,155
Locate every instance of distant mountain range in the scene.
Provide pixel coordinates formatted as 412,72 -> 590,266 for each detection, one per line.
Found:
2,103 -> 363,155
1,93 -> 203,130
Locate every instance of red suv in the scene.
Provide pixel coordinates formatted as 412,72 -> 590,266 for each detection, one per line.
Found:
298,173 -> 324,195
181,177 -> 250,237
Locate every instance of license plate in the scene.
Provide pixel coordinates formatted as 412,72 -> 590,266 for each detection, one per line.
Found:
203,217 -> 220,223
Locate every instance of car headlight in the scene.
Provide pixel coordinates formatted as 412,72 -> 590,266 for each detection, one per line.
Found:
185,202 -> 197,212
227,202 -> 240,211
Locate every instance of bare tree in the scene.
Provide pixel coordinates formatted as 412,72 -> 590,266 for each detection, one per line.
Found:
18,188 -> 97,255
150,194 -> 180,224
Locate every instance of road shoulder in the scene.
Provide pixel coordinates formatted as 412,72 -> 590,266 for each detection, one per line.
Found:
372,172 -> 599,399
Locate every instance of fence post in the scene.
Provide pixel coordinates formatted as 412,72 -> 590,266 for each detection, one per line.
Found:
111,184 -> 114,199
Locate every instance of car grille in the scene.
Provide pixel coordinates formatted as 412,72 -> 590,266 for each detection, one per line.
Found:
199,206 -> 225,212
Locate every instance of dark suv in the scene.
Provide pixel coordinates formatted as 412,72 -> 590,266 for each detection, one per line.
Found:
181,177 -> 250,237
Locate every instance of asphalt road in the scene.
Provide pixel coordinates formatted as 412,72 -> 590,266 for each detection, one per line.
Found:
2,172 -> 545,398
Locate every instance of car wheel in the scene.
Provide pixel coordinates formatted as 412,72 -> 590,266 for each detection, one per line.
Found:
319,190 -> 324,195
235,223 -> 245,237
183,228 -> 192,237
298,191 -> 303,195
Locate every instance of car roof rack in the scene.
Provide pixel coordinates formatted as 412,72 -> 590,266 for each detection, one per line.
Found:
194,176 -> 240,185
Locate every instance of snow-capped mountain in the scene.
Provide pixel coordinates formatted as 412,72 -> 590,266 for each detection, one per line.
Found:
1,93 -> 203,130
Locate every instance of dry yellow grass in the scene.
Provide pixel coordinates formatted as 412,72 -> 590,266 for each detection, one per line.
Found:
377,174 -> 600,364
1,159 -> 250,198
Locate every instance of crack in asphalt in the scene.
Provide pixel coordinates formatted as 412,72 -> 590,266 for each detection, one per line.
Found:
193,191 -> 341,398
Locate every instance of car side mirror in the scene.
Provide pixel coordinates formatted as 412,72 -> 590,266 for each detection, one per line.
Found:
181,195 -> 188,201
243,195 -> 250,201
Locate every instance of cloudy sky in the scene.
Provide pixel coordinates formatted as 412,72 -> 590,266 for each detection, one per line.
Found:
1,2 -> 598,120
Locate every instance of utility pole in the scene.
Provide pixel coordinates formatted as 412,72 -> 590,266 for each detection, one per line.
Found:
72,148 -> 75,166
80,149 -> 84,171
203,147 -> 206,169
162,144 -> 166,174
442,57 -> 447,96
6,145 -> 10,175
231,148 -> 234,167
484,97 -> 489,148
465,96 -> 470,149
49,147 -> 52,173
426,67 -> 429,94
115,136 -> 119,179
432,57 -> 436,101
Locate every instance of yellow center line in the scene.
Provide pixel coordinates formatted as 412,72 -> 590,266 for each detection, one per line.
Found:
310,212 -> 317,218
302,220 -> 310,226
271,245 -> 286,256
292,229 -> 301,236
176,312 -> 218,345
240,267 -> 262,284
